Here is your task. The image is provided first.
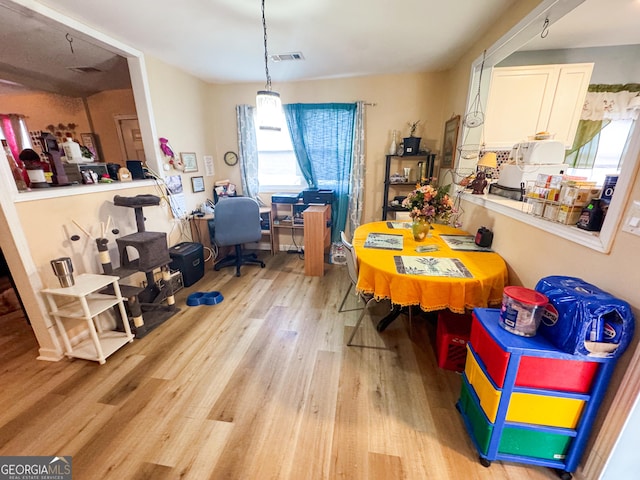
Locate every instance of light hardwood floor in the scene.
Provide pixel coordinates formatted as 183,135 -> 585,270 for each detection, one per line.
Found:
0,253 -> 561,479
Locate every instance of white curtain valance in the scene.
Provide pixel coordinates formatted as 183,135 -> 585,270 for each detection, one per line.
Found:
582,90 -> 639,121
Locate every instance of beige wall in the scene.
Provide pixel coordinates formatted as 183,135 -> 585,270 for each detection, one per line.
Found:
3,57 -> 215,359
2,1 -> 636,472
209,72 -> 450,225
444,0 -> 640,475
85,88 -> 137,164
145,57 -> 213,214
1,91 -> 89,138
15,186 -> 180,287
1,88 -> 138,165
445,0 -> 640,338
13,184 -> 179,342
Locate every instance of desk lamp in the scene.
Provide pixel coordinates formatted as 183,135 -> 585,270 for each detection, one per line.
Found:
471,152 -> 497,194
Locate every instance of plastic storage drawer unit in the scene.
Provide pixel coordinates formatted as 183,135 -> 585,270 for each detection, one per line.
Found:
458,308 -> 618,477
470,314 -> 600,393
169,242 -> 204,287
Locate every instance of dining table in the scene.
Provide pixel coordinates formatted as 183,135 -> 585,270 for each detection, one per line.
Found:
353,221 -> 509,331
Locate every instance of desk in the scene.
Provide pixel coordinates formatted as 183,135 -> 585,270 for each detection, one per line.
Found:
303,204 -> 331,276
189,214 -> 215,268
189,207 -> 273,267
353,222 -> 508,329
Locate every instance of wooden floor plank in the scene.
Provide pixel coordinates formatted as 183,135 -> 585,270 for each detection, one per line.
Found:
287,350 -> 341,480
0,253 -> 560,480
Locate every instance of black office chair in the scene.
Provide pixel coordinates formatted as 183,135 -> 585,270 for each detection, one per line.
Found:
212,197 -> 265,277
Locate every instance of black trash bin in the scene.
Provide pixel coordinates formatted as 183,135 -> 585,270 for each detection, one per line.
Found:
169,242 -> 204,287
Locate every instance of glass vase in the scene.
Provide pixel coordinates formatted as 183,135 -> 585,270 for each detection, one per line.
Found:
412,216 -> 431,241
389,130 -> 397,156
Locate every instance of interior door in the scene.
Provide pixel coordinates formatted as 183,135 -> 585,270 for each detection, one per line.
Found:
115,116 -> 145,162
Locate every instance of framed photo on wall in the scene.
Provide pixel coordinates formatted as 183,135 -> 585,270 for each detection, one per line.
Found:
441,115 -> 460,169
191,176 -> 205,193
80,133 -> 100,162
180,152 -> 198,173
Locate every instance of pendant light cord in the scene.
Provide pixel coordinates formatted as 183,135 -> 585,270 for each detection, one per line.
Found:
262,0 -> 272,92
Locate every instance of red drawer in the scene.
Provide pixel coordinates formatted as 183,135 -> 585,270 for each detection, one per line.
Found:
517,356 -> 599,393
471,313 -> 600,393
470,314 -> 510,388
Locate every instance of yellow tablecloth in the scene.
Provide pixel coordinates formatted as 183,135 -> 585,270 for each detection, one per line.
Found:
353,221 -> 508,314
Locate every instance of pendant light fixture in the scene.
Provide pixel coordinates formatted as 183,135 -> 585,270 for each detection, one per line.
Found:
256,0 -> 282,131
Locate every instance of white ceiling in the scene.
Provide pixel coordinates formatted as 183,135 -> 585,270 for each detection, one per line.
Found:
1,0 -> 640,97
28,0 -> 522,84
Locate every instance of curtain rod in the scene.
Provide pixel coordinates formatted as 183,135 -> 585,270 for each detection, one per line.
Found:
363,102 -> 377,106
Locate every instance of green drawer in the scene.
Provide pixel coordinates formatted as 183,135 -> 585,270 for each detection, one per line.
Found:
459,377 -> 492,455
460,377 -> 573,461
499,427 -> 572,461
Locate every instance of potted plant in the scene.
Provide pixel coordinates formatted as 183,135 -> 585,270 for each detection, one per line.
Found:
403,120 -> 421,156
401,181 -> 457,240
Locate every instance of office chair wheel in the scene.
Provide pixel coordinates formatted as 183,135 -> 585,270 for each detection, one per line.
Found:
479,457 -> 491,468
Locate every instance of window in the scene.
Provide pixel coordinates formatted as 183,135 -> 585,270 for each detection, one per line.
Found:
255,108 -> 304,192
566,119 -> 633,184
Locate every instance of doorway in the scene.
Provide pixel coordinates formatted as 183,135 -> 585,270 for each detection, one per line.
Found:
115,115 -> 145,162
0,248 -> 24,317
0,248 -> 37,363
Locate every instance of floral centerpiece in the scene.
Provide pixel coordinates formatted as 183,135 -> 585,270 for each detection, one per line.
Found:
402,182 -> 457,240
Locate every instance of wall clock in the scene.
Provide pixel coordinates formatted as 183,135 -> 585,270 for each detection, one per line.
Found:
224,151 -> 238,166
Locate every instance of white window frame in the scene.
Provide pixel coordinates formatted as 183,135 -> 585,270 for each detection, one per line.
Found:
458,0 -> 639,254
255,109 -> 305,192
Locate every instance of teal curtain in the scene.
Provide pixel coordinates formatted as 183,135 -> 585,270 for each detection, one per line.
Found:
283,105 -> 316,188
283,103 -> 356,243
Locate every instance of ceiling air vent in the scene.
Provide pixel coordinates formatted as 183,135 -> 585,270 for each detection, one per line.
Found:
67,66 -> 103,74
269,52 -> 305,62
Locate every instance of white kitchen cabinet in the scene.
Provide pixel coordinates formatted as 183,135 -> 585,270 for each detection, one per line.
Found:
483,63 -> 593,149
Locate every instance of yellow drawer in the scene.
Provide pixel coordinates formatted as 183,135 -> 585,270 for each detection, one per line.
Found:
507,392 -> 585,429
464,347 -> 501,423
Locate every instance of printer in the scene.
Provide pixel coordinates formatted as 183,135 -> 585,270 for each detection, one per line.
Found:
302,188 -> 334,205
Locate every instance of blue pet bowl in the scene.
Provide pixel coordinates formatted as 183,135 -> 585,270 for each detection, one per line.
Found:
186,291 -> 224,306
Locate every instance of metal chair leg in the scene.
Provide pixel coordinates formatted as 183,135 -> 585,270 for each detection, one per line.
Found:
338,283 -> 364,313
347,303 -> 368,346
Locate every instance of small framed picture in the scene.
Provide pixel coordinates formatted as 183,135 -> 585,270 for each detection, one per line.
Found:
191,176 -> 205,193
441,115 -> 460,169
181,152 -> 198,173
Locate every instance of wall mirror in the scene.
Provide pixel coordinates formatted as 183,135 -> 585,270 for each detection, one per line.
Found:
458,0 -> 640,253
0,0 -> 160,194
